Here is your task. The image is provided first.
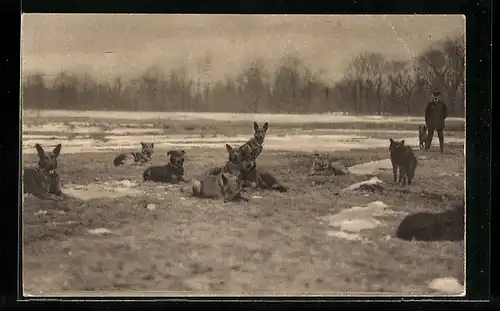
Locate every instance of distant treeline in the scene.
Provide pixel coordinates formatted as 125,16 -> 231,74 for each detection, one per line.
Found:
22,35 -> 464,116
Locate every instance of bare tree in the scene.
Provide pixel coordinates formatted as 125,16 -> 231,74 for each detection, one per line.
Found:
417,35 -> 465,115
346,52 -> 386,114
388,60 -> 417,114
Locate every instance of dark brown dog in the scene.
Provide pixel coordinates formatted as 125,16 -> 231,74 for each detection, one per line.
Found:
23,143 -> 65,201
143,150 -> 188,183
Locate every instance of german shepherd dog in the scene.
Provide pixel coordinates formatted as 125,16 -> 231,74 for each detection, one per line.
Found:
309,152 -> 349,176
23,143 -> 65,201
236,146 -> 288,193
143,150 -> 188,183
242,166 -> 288,192
205,144 -> 256,178
113,142 -> 154,166
238,122 -> 268,161
389,138 -> 418,186
418,125 -> 428,150
190,172 -> 249,203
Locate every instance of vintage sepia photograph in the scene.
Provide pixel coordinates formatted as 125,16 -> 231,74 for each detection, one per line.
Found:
21,14 -> 465,296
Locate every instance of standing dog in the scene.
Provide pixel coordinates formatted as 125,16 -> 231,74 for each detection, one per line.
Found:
143,150 -> 188,183
389,138 -> 417,186
23,143 -> 65,201
113,142 -> 154,166
418,125 -> 428,150
389,138 -> 418,186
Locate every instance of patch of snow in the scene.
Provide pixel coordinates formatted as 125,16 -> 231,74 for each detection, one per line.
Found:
348,160 -> 393,176
427,277 -> 464,295
335,218 -> 383,232
366,200 -> 389,209
87,228 -> 113,235
320,200 -> 406,234
341,177 -> 385,192
34,210 -> 48,216
438,172 -> 461,177
146,204 -> 156,211
62,183 -> 143,200
327,230 -> 365,241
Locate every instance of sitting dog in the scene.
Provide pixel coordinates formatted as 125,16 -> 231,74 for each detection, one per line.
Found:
113,142 -> 154,166
143,150 -> 188,183
23,143 -> 65,201
205,144 -> 256,188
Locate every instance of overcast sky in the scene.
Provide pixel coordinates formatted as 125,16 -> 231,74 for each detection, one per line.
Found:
21,14 -> 464,83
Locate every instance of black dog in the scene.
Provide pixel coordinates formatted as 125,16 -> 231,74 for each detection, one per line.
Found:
143,150 -> 188,183
396,201 -> 464,242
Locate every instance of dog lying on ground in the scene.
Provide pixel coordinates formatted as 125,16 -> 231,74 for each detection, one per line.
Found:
189,172 -> 249,203
113,142 -> 154,166
143,150 -> 188,183
396,201 -> 464,241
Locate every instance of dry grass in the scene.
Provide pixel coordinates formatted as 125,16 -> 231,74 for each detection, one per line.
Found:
22,144 -> 464,296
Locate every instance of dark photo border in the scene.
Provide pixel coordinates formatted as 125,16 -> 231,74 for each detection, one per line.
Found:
2,0 -> 492,309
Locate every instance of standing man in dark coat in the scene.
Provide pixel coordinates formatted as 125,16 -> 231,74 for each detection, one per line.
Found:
425,90 -> 448,153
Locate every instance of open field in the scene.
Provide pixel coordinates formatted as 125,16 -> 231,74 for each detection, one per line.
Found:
21,113 -> 465,296
23,109 -> 465,131
22,110 -> 465,154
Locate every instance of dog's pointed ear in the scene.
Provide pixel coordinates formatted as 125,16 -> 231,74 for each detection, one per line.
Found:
400,140 -> 405,145
150,143 -> 154,148
389,138 -> 394,144
225,144 -> 233,153
53,144 -> 62,157
221,173 -> 229,185
167,151 -> 172,156
140,142 -> 146,148
263,122 -> 269,132
35,144 -> 45,158
253,122 -> 259,132
181,150 -> 186,155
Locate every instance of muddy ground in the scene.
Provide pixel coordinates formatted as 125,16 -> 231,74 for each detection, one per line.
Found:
22,140 -> 465,296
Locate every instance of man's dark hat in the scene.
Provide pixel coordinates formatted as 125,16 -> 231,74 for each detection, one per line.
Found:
432,90 -> 441,96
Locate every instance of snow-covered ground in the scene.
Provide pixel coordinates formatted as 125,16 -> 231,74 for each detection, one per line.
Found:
23,109 -> 465,124
21,111 -> 465,154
